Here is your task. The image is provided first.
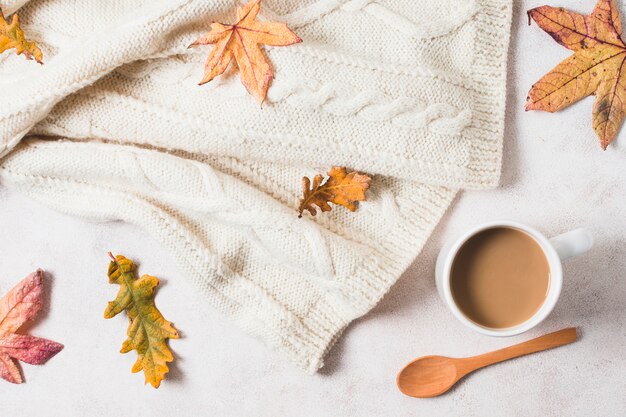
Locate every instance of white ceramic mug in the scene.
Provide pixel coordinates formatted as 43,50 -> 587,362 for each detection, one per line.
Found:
435,220 -> 593,337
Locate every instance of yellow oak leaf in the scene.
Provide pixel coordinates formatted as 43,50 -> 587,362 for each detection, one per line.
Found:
0,7 -> 43,63
104,253 -> 179,388
526,0 -> 626,149
299,166 -> 372,218
189,0 -> 301,103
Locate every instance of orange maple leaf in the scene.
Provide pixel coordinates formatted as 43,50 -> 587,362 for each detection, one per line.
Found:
0,7 -> 43,64
526,0 -> 626,149
299,167 -> 372,218
190,0 -> 302,103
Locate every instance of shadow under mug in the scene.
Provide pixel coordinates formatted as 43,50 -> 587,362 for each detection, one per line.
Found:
435,220 -> 593,337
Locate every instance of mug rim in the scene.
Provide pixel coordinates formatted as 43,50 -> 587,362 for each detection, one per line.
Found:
441,220 -> 563,337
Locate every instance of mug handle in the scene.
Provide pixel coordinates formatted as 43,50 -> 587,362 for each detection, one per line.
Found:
549,228 -> 593,261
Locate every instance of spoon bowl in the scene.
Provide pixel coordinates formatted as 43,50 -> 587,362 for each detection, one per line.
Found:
397,355 -> 460,398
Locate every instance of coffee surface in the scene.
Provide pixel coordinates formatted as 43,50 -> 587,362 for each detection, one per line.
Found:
450,227 -> 550,329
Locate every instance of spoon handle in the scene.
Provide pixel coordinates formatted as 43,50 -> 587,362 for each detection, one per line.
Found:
464,327 -> 577,371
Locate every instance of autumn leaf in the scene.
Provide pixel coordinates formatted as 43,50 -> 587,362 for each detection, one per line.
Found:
0,7 -> 43,63
526,0 -> 626,149
0,270 -> 63,384
189,0 -> 302,103
299,167 -> 371,218
105,253 -> 179,388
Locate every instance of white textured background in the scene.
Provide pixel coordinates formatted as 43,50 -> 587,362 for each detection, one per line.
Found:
1,1 -> 626,415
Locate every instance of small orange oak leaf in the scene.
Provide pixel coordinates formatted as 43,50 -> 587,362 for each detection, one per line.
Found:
526,0 -> 626,149
0,7 -> 43,64
189,0 -> 301,103
298,167 -> 372,218
0,270 -> 63,384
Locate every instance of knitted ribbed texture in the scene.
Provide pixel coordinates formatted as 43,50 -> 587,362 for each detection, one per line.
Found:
0,0 -> 512,372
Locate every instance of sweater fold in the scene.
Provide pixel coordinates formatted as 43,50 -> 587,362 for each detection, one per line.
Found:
0,0 -> 512,372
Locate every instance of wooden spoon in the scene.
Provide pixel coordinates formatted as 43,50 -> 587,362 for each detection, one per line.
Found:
397,327 -> 577,398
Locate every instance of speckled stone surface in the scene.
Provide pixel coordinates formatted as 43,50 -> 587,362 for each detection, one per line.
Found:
1,1 -> 625,415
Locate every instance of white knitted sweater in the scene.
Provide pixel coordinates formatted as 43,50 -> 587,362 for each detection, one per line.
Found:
0,0 -> 512,372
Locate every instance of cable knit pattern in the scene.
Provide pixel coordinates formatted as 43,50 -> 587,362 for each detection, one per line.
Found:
0,0 -> 512,372
268,79 -> 473,133
263,0 -> 479,39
